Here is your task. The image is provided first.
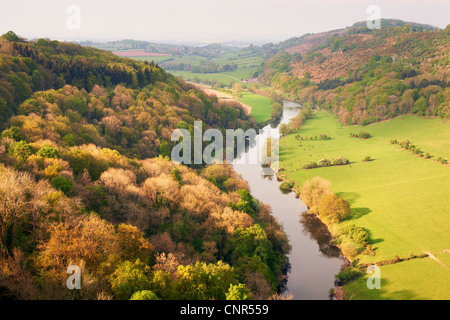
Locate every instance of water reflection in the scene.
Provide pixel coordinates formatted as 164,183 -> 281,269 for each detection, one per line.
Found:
299,211 -> 341,258
232,100 -> 345,300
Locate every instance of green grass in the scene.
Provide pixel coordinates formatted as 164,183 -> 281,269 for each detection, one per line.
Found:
132,56 -> 174,64
279,111 -> 450,299
236,92 -> 273,123
169,68 -> 257,85
343,254 -> 450,300
164,51 -> 262,85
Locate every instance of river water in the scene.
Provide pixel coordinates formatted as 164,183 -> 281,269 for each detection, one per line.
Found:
232,101 -> 345,300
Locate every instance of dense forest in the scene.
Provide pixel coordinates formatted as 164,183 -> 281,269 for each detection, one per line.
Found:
0,32 -> 290,300
260,23 -> 450,125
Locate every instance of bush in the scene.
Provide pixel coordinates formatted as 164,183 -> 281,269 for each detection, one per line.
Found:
362,155 -> 372,162
333,156 -> 350,165
318,159 -> 332,167
344,224 -> 370,247
335,267 -> 363,284
319,133 -> 330,140
303,162 -> 318,169
358,132 -> 372,139
340,242 -> 359,259
279,180 -> 295,191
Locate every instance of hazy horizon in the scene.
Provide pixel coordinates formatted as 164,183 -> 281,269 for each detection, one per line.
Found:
1,0 -> 449,45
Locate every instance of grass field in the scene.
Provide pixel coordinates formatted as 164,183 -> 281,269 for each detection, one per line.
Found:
166,52 -> 263,85
170,68 -> 256,85
279,111 -> 450,299
343,254 -> 450,299
236,92 -> 273,123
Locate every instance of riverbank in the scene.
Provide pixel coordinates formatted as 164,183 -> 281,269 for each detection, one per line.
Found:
232,102 -> 344,299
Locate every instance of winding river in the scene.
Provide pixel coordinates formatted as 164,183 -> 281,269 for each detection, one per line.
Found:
232,101 -> 345,300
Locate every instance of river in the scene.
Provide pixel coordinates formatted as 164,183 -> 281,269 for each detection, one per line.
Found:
232,101 -> 345,300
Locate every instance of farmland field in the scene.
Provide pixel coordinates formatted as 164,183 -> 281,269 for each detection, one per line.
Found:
279,110 -> 450,299
236,92 -> 273,123
342,254 -> 450,299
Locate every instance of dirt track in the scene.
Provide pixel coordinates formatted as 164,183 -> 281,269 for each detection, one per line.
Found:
193,84 -> 252,116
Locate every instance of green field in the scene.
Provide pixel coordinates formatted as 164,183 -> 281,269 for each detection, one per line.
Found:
236,92 -> 273,123
166,52 -> 263,85
342,253 -> 450,300
170,69 -> 255,85
279,111 -> 450,299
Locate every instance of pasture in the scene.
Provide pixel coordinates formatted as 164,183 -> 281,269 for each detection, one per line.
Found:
279,111 -> 450,299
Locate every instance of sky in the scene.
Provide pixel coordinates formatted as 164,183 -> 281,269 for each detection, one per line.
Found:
1,0 -> 449,44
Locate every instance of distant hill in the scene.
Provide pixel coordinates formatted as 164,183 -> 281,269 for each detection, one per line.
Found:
260,20 -> 450,125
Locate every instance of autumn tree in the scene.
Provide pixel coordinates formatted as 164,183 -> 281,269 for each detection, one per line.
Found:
318,194 -> 351,223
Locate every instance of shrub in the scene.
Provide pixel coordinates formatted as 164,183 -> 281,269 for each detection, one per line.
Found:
362,155 -> 372,162
340,242 -> 359,259
318,159 -> 332,167
335,267 -> 363,284
399,140 -> 411,149
279,180 -> 295,191
333,156 -> 350,165
344,224 -> 370,247
358,132 -> 371,139
303,162 -> 318,169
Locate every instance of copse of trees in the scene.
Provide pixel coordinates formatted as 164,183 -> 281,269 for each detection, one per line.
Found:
302,156 -> 350,169
390,138 -> 448,165
298,177 -> 372,262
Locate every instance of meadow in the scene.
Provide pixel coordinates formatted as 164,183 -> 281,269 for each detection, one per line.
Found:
166,52 -> 263,85
279,111 -> 450,299
236,92 -> 273,124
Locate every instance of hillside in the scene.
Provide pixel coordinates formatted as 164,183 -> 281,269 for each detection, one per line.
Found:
260,20 -> 450,125
0,32 -> 290,300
